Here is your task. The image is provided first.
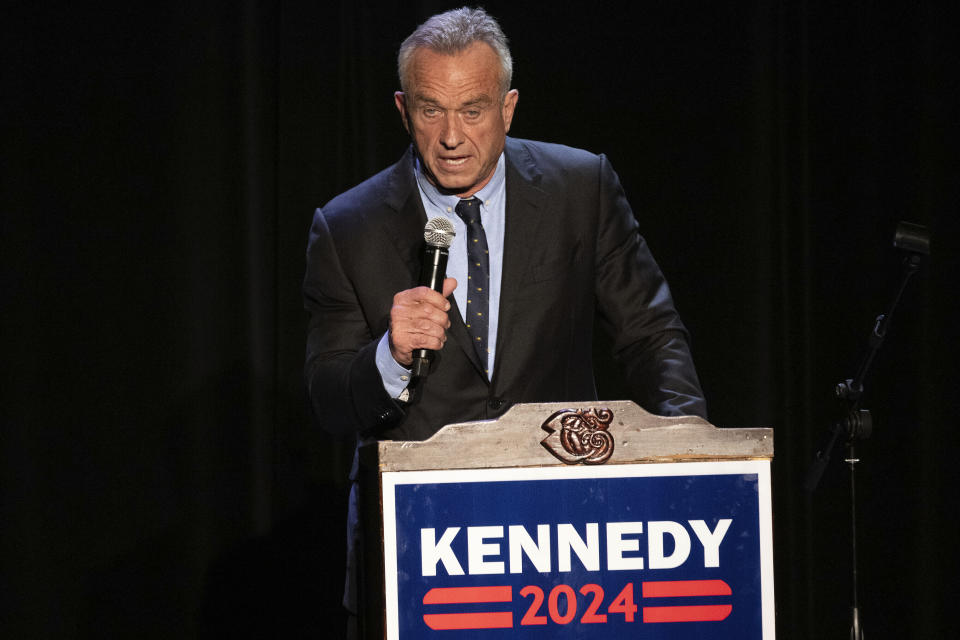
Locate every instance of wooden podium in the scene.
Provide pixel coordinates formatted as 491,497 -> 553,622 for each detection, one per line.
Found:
358,401 -> 774,639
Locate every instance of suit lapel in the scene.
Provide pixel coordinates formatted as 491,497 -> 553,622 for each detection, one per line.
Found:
374,147 -> 426,283
493,139 -> 548,382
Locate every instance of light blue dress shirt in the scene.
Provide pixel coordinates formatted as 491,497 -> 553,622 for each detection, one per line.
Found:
376,153 -> 507,398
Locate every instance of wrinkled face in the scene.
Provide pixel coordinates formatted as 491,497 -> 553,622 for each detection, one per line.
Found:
395,42 -> 518,197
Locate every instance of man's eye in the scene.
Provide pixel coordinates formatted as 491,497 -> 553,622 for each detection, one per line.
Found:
464,110 -> 481,119
423,108 -> 440,117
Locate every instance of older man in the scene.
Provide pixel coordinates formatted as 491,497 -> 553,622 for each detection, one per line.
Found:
303,7 -> 706,633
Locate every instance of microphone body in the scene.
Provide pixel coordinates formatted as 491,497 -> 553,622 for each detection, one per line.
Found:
411,218 -> 455,378
417,243 -> 449,293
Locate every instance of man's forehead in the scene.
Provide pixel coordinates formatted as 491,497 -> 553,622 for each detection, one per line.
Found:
411,91 -> 494,106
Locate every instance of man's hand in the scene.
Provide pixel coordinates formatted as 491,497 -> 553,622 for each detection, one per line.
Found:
388,278 -> 457,366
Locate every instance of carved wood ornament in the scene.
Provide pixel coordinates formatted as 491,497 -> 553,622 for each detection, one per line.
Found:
540,407 -> 615,465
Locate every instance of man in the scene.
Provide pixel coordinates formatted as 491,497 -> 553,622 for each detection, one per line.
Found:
303,7 -> 706,632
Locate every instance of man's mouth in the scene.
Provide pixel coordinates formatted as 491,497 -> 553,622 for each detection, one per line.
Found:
439,156 -> 470,167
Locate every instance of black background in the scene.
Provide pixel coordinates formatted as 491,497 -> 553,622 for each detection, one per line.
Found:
3,1 -> 958,637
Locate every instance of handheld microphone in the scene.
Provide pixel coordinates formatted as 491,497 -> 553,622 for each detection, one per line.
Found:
411,217 -> 456,378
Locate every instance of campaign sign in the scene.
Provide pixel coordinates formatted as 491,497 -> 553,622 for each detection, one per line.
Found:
382,460 -> 773,640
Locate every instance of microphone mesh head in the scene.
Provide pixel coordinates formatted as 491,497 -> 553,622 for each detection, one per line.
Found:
424,217 -> 456,248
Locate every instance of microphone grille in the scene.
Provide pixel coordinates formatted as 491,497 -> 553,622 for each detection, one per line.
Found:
424,217 -> 456,248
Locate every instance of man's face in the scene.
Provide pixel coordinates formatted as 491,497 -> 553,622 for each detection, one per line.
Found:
395,42 -> 518,198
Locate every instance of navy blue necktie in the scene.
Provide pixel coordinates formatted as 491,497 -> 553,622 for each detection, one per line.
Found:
454,197 -> 490,376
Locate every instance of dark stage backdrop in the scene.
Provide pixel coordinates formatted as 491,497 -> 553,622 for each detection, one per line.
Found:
4,1 -> 958,638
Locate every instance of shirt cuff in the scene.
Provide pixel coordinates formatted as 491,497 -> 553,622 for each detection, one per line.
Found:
375,332 -> 412,400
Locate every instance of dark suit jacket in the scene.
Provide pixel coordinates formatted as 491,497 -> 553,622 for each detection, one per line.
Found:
304,137 -> 707,620
304,137 -> 706,442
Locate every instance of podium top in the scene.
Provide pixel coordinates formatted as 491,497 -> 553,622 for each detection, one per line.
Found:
371,401 -> 772,472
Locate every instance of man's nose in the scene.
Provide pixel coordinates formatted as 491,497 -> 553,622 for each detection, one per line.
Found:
440,115 -> 463,149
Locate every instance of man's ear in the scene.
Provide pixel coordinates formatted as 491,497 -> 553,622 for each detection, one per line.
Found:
394,91 -> 410,134
502,89 -> 519,133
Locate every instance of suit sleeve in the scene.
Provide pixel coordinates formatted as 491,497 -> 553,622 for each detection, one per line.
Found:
302,207 -> 406,435
593,155 -> 708,418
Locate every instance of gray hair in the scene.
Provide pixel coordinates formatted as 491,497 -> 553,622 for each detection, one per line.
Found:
398,7 -> 513,99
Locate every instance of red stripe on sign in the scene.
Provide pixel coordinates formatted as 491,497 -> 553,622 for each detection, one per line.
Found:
642,580 -> 732,598
423,612 -> 514,630
643,604 -> 733,623
422,586 -> 512,605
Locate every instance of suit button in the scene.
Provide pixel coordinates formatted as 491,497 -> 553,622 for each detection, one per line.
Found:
488,397 -> 504,410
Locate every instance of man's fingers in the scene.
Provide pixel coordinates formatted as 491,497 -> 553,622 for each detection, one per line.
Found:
388,323 -> 447,365
393,287 -> 452,323
395,286 -> 451,311
442,277 -> 457,298
388,284 -> 455,364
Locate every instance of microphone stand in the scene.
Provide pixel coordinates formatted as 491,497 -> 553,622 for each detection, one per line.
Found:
804,221 -> 930,640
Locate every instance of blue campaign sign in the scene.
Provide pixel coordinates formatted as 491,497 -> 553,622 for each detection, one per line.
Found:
382,461 -> 774,640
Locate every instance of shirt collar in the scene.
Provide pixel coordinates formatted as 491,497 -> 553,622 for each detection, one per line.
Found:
414,151 -> 506,209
